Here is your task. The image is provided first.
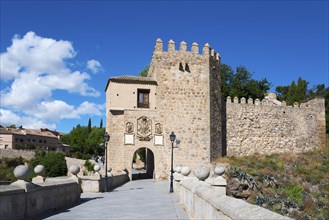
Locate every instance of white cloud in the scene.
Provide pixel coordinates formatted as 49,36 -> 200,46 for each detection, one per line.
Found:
0,32 -> 104,130
0,109 -> 56,130
87,59 -> 101,73
0,31 -> 99,101
29,100 -> 105,121
73,101 -> 104,116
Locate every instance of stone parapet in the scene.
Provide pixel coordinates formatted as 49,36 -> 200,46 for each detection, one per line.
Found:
180,178 -> 292,220
79,171 -> 129,193
226,96 -> 326,156
0,179 -> 80,220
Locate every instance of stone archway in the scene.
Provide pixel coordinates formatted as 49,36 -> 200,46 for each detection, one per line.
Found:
131,147 -> 154,180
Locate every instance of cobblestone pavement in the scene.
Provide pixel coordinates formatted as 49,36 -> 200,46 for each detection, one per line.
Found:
43,179 -> 189,220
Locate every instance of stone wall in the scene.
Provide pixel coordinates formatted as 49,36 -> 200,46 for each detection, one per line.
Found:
106,39 -> 222,179
105,39 -> 326,179
180,178 -> 292,220
80,171 -> 129,193
209,48 -> 222,160
0,179 -> 80,220
0,148 -> 35,160
226,96 -> 326,156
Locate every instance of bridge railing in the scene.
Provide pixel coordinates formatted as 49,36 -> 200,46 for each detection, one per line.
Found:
174,165 -> 292,220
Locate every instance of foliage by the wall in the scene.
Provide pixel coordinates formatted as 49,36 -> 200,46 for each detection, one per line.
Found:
29,149 -> 67,177
0,157 -> 25,181
139,65 -> 149,77
62,124 -> 105,159
276,78 -> 329,134
84,160 -> 94,172
220,64 -> 271,100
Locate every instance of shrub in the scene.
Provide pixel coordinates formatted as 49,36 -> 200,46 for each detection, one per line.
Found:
30,149 -> 67,177
0,157 -> 25,181
84,160 -> 94,172
41,153 -> 67,177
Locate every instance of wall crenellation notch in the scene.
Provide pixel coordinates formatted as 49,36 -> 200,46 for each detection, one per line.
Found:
226,93 -> 324,110
153,38 -> 220,61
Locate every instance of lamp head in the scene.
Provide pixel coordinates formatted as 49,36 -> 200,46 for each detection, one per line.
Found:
170,132 -> 176,142
103,132 -> 110,142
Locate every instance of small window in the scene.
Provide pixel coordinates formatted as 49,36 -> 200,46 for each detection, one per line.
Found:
185,63 -> 190,72
179,62 -> 184,72
5,145 -> 8,149
15,138 -> 19,142
39,140 -> 42,143
20,139 -> 24,142
32,139 -> 35,142
137,89 -> 150,108
44,140 -> 46,143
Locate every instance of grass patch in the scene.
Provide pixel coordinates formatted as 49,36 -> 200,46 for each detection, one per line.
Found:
215,140 -> 329,219
276,183 -> 303,206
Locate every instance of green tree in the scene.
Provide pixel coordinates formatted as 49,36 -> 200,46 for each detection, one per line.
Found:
276,77 -> 308,105
30,149 -> 67,177
87,127 -> 106,155
6,125 -> 16,128
307,84 -> 329,134
99,118 -> 103,128
139,65 -> 149,77
88,118 -> 92,133
221,64 -> 271,100
275,85 -> 290,101
62,124 -> 105,159
276,79 -> 328,134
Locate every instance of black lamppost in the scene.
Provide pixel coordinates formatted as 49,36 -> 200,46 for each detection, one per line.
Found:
103,132 -> 110,192
169,132 -> 176,193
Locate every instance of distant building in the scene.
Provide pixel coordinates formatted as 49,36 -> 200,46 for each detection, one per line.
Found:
0,127 -> 69,153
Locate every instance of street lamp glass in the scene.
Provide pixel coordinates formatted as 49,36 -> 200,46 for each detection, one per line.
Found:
170,132 -> 176,142
103,132 -> 110,142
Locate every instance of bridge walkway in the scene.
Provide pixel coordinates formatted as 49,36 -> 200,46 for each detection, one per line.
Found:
44,179 -> 189,219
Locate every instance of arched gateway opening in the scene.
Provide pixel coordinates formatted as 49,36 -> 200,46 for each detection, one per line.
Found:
131,147 -> 154,180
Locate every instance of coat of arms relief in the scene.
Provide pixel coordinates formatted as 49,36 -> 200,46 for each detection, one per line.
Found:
137,116 -> 152,141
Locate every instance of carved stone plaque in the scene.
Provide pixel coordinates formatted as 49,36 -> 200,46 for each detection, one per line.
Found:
155,123 -> 163,134
154,135 -> 164,146
126,122 -> 133,133
137,116 -> 152,141
124,134 -> 134,145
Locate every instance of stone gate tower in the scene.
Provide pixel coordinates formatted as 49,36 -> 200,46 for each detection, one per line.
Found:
105,39 -> 222,180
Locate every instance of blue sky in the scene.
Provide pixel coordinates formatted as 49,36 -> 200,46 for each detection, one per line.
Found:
0,0 -> 328,133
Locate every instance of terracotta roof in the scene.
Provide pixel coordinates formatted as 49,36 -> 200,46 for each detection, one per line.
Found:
0,128 -> 58,138
105,75 -> 157,91
0,128 -> 24,135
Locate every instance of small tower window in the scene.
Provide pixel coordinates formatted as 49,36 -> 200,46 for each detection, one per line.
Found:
137,89 -> 150,108
179,62 -> 184,72
185,63 -> 190,72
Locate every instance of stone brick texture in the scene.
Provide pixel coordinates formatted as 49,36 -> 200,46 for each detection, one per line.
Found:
106,40 -> 222,180
106,39 -> 326,180
226,96 -> 326,156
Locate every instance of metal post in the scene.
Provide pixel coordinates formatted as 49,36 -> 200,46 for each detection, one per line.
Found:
169,140 -> 174,193
103,132 -> 110,192
169,132 -> 176,193
105,142 -> 108,192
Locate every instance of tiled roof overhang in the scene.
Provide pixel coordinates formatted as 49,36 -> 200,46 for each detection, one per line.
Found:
105,75 -> 158,91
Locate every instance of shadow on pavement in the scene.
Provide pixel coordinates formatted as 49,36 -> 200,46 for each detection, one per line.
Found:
33,196 -> 103,220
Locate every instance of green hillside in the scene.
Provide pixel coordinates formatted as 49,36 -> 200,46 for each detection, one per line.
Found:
215,139 -> 329,219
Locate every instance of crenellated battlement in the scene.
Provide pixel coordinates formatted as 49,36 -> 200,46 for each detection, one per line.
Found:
226,93 -> 325,110
225,92 -> 326,157
105,38 -> 326,178
154,38 -> 220,61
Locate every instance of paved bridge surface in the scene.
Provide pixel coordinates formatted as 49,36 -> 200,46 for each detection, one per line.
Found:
43,179 -> 189,219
